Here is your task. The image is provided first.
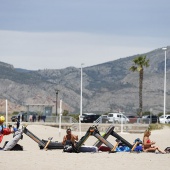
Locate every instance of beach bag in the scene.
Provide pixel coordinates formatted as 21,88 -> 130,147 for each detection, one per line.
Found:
164,147 -> 170,153
63,140 -> 79,153
98,146 -> 111,152
116,146 -> 131,152
63,144 -> 79,153
3,130 -> 23,151
134,146 -> 143,152
63,141 -> 73,152
63,145 -> 74,152
3,141 -> 23,151
134,138 -> 142,145
79,146 -> 98,152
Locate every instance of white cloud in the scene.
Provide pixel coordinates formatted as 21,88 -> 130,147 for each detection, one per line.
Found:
0,30 -> 168,70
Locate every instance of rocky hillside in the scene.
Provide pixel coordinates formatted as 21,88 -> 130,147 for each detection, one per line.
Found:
0,46 -> 170,115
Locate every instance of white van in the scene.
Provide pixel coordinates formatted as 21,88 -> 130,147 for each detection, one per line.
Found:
107,113 -> 129,124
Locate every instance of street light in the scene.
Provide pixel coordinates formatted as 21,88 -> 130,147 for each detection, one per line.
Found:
55,89 -> 59,116
80,63 -> 84,117
79,63 -> 84,136
162,47 -> 167,123
149,108 -> 153,124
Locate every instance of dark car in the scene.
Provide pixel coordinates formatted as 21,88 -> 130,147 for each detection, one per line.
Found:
11,112 -> 28,122
82,114 -> 100,123
142,115 -> 159,124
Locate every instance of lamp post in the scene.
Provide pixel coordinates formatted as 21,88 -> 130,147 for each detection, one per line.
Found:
149,108 -> 153,124
55,89 -> 59,116
80,63 -> 84,118
79,63 -> 84,136
5,99 -> 8,127
162,47 -> 167,123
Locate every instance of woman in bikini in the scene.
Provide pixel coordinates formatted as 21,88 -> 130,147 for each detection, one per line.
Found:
142,130 -> 165,153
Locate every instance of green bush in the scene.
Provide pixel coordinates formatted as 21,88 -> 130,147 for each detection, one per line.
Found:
12,111 -> 19,116
63,110 -> 69,116
68,114 -> 79,121
148,124 -> 163,131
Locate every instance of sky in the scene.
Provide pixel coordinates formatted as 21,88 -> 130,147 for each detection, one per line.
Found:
0,0 -> 169,70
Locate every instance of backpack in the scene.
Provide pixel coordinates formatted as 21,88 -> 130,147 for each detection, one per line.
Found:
3,141 -> 23,151
63,140 -> 79,153
3,130 -> 23,151
164,147 -> 170,153
63,145 -> 74,152
134,138 -> 142,145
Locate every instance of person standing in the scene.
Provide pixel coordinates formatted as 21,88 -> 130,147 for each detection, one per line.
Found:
29,115 -> 32,122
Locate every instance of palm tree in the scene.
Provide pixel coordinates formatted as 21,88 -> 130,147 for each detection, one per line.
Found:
129,55 -> 150,117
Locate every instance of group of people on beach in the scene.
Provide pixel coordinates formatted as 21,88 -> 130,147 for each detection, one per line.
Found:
0,115 -> 166,153
61,126 -> 166,153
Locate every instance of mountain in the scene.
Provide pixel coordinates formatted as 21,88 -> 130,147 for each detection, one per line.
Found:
0,46 -> 170,115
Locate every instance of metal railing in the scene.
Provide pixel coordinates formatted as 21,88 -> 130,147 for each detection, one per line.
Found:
23,116 -> 78,124
94,117 -> 152,125
18,115 -> 158,125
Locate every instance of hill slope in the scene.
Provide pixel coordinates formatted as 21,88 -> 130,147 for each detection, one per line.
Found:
0,46 -> 170,115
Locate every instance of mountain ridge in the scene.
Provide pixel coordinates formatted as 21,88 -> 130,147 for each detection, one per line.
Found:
0,46 -> 170,115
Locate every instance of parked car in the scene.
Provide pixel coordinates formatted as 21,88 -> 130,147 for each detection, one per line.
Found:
11,112 -> 28,122
93,115 -> 109,123
107,113 -> 129,124
101,115 -> 109,123
80,113 -> 96,122
126,115 -> 138,123
82,114 -> 100,123
159,115 -> 170,124
142,115 -> 159,124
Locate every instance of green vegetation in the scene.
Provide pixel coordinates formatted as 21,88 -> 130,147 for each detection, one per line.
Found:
148,124 -> 164,131
12,111 -> 19,116
63,110 -> 69,116
69,114 -> 79,121
157,112 -> 170,117
148,124 -> 170,131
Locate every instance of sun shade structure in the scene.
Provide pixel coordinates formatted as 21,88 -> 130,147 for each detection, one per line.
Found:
93,125 -> 136,151
23,126 -> 64,149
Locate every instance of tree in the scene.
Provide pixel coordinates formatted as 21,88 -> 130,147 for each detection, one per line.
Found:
129,55 -> 149,117
62,110 -> 69,116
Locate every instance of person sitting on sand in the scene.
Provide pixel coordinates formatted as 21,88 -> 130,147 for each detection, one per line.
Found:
142,129 -> 165,153
62,128 -> 78,146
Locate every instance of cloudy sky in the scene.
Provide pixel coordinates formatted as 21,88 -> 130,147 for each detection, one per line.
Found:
0,0 -> 169,70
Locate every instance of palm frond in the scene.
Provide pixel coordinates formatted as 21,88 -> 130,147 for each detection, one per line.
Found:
129,66 -> 137,72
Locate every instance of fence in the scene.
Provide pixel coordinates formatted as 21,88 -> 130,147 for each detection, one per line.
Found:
11,115 -> 149,133
10,114 -> 159,125
94,117 -> 158,125
19,116 -> 78,124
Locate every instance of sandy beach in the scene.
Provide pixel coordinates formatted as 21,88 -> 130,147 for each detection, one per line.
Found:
1,124 -> 170,170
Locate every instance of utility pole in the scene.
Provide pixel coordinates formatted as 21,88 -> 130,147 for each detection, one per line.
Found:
55,89 -> 59,116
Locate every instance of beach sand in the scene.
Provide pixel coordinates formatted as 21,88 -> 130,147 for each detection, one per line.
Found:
0,125 -> 170,170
